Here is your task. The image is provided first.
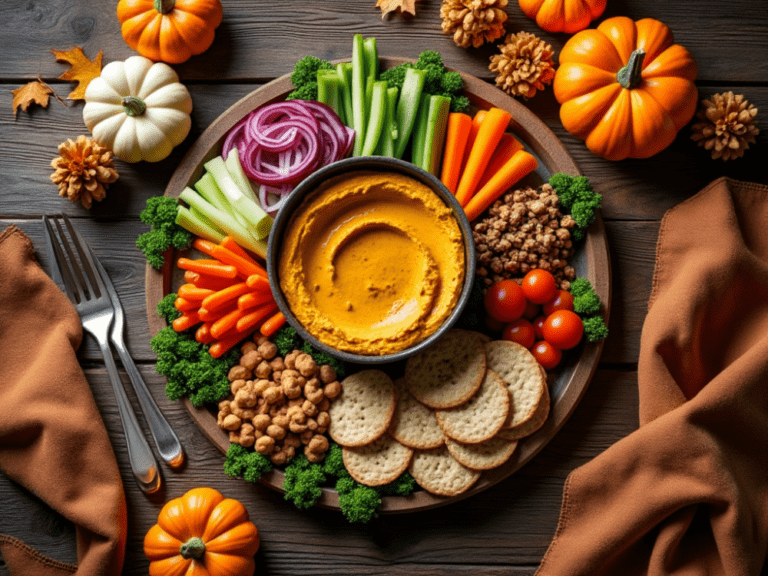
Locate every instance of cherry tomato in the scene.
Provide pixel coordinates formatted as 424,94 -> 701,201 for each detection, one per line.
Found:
542,290 -> 575,316
542,309 -> 584,350
532,340 -> 562,370
523,299 -> 540,320
483,280 -> 527,323
501,318 -> 535,349
532,315 -> 547,340
521,269 -> 557,304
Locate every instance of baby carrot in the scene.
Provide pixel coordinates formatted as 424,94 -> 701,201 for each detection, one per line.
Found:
238,290 -> 275,310
177,257 -> 238,279
440,113 -> 473,194
192,238 -> 218,258
209,326 -> 260,359
174,297 -> 198,312
201,282 -> 250,312
195,322 -> 216,344
211,245 -> 265,279
211,307 -> 249,339
463,150 -> 538,222
177,284 -> 215,301
475,133 -> 525,191
460,109 -> 487,175
198,303 -> 236,322
455,107 -> 512,207
260,311 -> 286,337
246,273 -> 271,292
190,273 -> 238,292
172,311 -> 200,332
236,301 -> 278,333
220,236 -> 268,278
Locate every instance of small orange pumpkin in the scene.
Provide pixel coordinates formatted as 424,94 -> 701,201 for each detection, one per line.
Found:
117,0 -> 223,65
554,16 -> 698,161
518,0 -> 606,34
144,487 -> 260,576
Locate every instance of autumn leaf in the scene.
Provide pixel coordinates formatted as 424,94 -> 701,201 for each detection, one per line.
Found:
11,77 -> 64,115
375,0 -> 423,17
51,46 -> 103,100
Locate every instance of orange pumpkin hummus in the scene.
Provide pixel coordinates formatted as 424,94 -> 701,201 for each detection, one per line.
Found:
278,171 -> 465,355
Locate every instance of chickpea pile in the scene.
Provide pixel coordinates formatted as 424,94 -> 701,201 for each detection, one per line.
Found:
217,337 -> 342,465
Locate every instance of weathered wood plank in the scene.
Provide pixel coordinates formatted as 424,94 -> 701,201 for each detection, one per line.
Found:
0,367 -> 639,575
0,0 -> 766,83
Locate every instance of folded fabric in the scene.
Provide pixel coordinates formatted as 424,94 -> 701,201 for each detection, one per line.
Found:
0,226 -> 127,576
536,177 -> 768,575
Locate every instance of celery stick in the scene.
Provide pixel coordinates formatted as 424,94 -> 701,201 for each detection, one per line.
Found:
376,87 -> 399,157
351,34 -> 367,156
317,70 -> 345,124
176,205 -> 225,243
421,95 -> 451,175
194,172 -> 230,213
363,37 -> 379,112
204,156 -> 272,239
361,81 -> 388,156
224,148 -> 260,206
393,68 -> 427,159
337,63 -> 354,129
410,95 -> 431,170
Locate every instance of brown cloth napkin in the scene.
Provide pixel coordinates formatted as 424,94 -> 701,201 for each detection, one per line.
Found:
0,226 -> 126,576
536,177 -> 768,576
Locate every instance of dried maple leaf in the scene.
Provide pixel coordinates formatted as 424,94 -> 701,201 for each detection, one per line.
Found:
376,0 -> 423,17
51,46 -> 103,100
11,77 -> 64,115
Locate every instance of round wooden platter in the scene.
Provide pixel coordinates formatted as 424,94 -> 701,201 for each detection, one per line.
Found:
146,58 -> 611,513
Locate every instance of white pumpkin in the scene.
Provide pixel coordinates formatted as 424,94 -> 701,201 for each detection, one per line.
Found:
83,56 -> 192,163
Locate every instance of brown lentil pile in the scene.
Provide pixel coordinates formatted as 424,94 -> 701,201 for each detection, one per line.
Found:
473,183 -> 577,290
217,337 -> 342,465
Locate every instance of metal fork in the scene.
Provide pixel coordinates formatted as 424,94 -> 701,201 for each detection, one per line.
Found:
42,215 -> 161,494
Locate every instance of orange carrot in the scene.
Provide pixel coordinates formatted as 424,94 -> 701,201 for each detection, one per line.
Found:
440,113 -> 473,194
198,303 -> 236,322
195,322 -> 216,344
463,150 -> 538,222
238,290 -> 275,310
190,274 -> 237,292
211,307 -> 249,339
177,257 -> 238,279
259,311 -> 286,337
236,302 -> 278,333
174,297 -> 198,312
460,110 -> 487,174
475,133 -> 525,191
209,326 -> 260,359
172,311 -> 200,332
455,108 -> 512,207
184,270 -> 199,283
246,274 -> 271,292
210,245 -> 265,279
177,284 -> 215,301
220,237 -> 268,278
201,282 -> 250,312
192,238 -> 218,258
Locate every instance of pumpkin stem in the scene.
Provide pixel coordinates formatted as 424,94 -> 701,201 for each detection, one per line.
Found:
180,537 -> 206,560
121,96 -> 146,117
154,0 -> 175,14
617,49 -> 646,90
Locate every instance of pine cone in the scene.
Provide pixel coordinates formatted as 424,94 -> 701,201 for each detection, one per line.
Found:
691,92 -> 759,161
489,31 -> 556,99
440,0 -> 508,49
50,135 -> 118,208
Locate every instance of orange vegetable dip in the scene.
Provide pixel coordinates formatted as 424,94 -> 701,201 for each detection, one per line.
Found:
278,171 -> 465,355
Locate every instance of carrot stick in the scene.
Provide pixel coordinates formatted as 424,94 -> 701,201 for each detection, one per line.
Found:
260,311 -> 286,337
192,238 -> 218,258
195,322 -> 216,344
201,282 -> 250,312
236,302 -> 278,333
177,257 -> 238,279
439,113 -> 473,194
174,297 -> 199,312
209,326 -> 260,359
220,237 -> 268,278
246,274 -> 271,292
190,273 -> 238,292
172,311 -> 200,332
210,245 -> 266,279
211,307 -> 249,339
476,133 -> 525,191
177,284 -> 215,301
238,290 -> 275,310
460,110 -> 487,175
198,303 -> 237,322
463,150 -> 538,222
455,107 -> 512,207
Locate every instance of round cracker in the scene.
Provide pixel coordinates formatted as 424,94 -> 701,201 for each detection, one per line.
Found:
342,434 -> 413,486
408,446 -> 480,496
484,340 -> 546,429
388,378 -> 445,449
445,436 -> 518,470
404,329 -> 486,409
328,370 -> 396,447
435,370 -> 509,443
502,375 -> 550,440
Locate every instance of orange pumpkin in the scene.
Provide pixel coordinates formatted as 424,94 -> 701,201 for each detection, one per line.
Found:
554,16 -> 698,161
519,0 -> 606,34
144,487 -> 260,576
117,0 -> 223,65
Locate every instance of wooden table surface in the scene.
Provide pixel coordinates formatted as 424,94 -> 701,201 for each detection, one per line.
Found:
1,1 -> 767,574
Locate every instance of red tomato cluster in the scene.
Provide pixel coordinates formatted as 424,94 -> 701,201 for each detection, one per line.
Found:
483,270 -> 584,370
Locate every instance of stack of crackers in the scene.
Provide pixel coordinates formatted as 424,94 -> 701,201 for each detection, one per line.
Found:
327,330 -> 550,497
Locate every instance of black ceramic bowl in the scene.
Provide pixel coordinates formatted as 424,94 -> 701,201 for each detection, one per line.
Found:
266,156 -> 476,365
